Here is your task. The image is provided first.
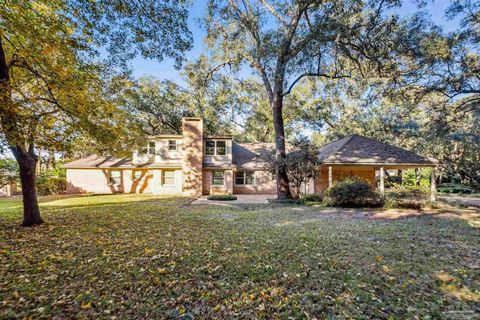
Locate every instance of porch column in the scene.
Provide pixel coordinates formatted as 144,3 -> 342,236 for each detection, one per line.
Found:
379,166 -> 385,195
431,167 -> 436,202
328,166 -> 333,188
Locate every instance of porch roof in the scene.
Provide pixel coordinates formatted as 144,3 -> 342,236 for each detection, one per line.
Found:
317,134 -> 439,166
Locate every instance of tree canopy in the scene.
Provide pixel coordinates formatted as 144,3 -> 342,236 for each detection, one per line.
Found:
203,0 -> 407,198
0,0 -> 192,226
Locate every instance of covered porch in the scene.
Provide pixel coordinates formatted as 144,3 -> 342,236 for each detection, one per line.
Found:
316,164 -> 438,201
315,134 -> 440,201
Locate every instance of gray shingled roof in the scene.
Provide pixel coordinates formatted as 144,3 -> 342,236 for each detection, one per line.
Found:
65,136 -> 435,170
64,143 -> 276,169
232,142 -> 275,169
63,154 -> 181,169
318,134 -> 439,165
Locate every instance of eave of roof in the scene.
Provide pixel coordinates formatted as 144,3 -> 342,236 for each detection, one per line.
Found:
203,164 -> 236,169
204,135 -> 233,139
318,134 -> 439,165
148,135 -> 183,139
321,162 -> 439,166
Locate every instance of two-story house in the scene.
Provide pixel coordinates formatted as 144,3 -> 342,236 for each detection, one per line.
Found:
65,117 -> 440,199
64,118 -> 277,196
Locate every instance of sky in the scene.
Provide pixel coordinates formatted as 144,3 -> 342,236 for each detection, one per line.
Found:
129,0 -> 458,82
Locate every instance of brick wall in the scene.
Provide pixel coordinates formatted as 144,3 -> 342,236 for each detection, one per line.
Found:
182,118 -> 204,196
314,167 -> 376,193
66,168 -> 183,195
202,169 -> 234,195
233,170 -> 276,194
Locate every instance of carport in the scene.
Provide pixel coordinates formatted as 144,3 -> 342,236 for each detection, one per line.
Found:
314,135 -> 440,201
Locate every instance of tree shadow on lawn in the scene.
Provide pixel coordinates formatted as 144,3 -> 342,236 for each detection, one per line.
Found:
0,194 -> 194,222
361,206 -> 480,228
223,203 -> 480,231
1,196 -> 479,318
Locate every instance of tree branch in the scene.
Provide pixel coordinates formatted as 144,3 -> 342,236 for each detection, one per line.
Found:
204,61 -> 234,82
283,71 -> 353,96
259,0 -> 287,26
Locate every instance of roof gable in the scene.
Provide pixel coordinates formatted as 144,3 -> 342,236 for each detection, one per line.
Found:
318,134 -> 439,165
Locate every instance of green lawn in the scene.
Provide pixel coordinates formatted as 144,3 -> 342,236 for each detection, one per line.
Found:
1,195 -> 479,319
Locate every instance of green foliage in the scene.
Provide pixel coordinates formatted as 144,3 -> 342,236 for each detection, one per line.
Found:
34,162 -> 67,195
207,195 -> 237,201
325,177 -> 382,207
0,158 -> 18,188
267,198 -> 300,205
299,194 -> 323,204
383,186 -> 430,209
266,138 -> 319,198
35,175 -> 66,196
438,183 -> 474,194
121,67 -> 255,138
48,162 -> 66,179
70,0 -> 192,68
401,169 -> 432,188
1,0 -> 192,223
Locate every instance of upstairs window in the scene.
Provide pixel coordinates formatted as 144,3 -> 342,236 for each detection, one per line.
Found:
212,171 -> 225,185
109,170 -> 121,185
205,140 -> 227,156
216,141 -> 226,155
168,140 -> 177,151
205,141 -> 215,155
235,171 -> 255,185
140,141 -> 156,155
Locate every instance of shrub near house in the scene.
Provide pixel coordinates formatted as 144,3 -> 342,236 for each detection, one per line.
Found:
325,177 -> 383,207
383,185 -> 430,209
36,175 -> 67,196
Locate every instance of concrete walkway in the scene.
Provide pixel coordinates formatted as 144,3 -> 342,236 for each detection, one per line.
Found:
191,194 -> 274,205
439,195 -> 480,208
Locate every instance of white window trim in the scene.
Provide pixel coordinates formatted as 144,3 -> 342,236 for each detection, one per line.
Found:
161,170 -> 176,186
168,140 -> 178,151
109,170 -> 122,186
140,141 -> 156,156
205,140 -> 228,156
212,170 -> 225,186
235,171 -> 255,186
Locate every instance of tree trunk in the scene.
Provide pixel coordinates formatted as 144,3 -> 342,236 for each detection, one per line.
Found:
1,35 -> 43,226
13,149 -> 43,227
397,169 -> 402,185
271,93 -> 292,199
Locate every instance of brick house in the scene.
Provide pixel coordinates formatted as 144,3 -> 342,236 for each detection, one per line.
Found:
64,118 -> 277,197
64,117 -> 439,199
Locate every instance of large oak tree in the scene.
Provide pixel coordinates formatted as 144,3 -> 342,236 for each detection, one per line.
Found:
205,0 -> 403,198
0,0 -> 192,226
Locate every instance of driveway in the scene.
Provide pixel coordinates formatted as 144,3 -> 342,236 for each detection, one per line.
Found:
191,194 -> 274,205
439,194 -> 480,208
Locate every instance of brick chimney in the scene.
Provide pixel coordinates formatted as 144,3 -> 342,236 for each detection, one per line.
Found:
182,118 -> 203,196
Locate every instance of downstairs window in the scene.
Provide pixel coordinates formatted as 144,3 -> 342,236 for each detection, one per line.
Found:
109,170 -> 121,185
235,171 -> 255,185
212,171 -> 225,185
162,170 -> 176,185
